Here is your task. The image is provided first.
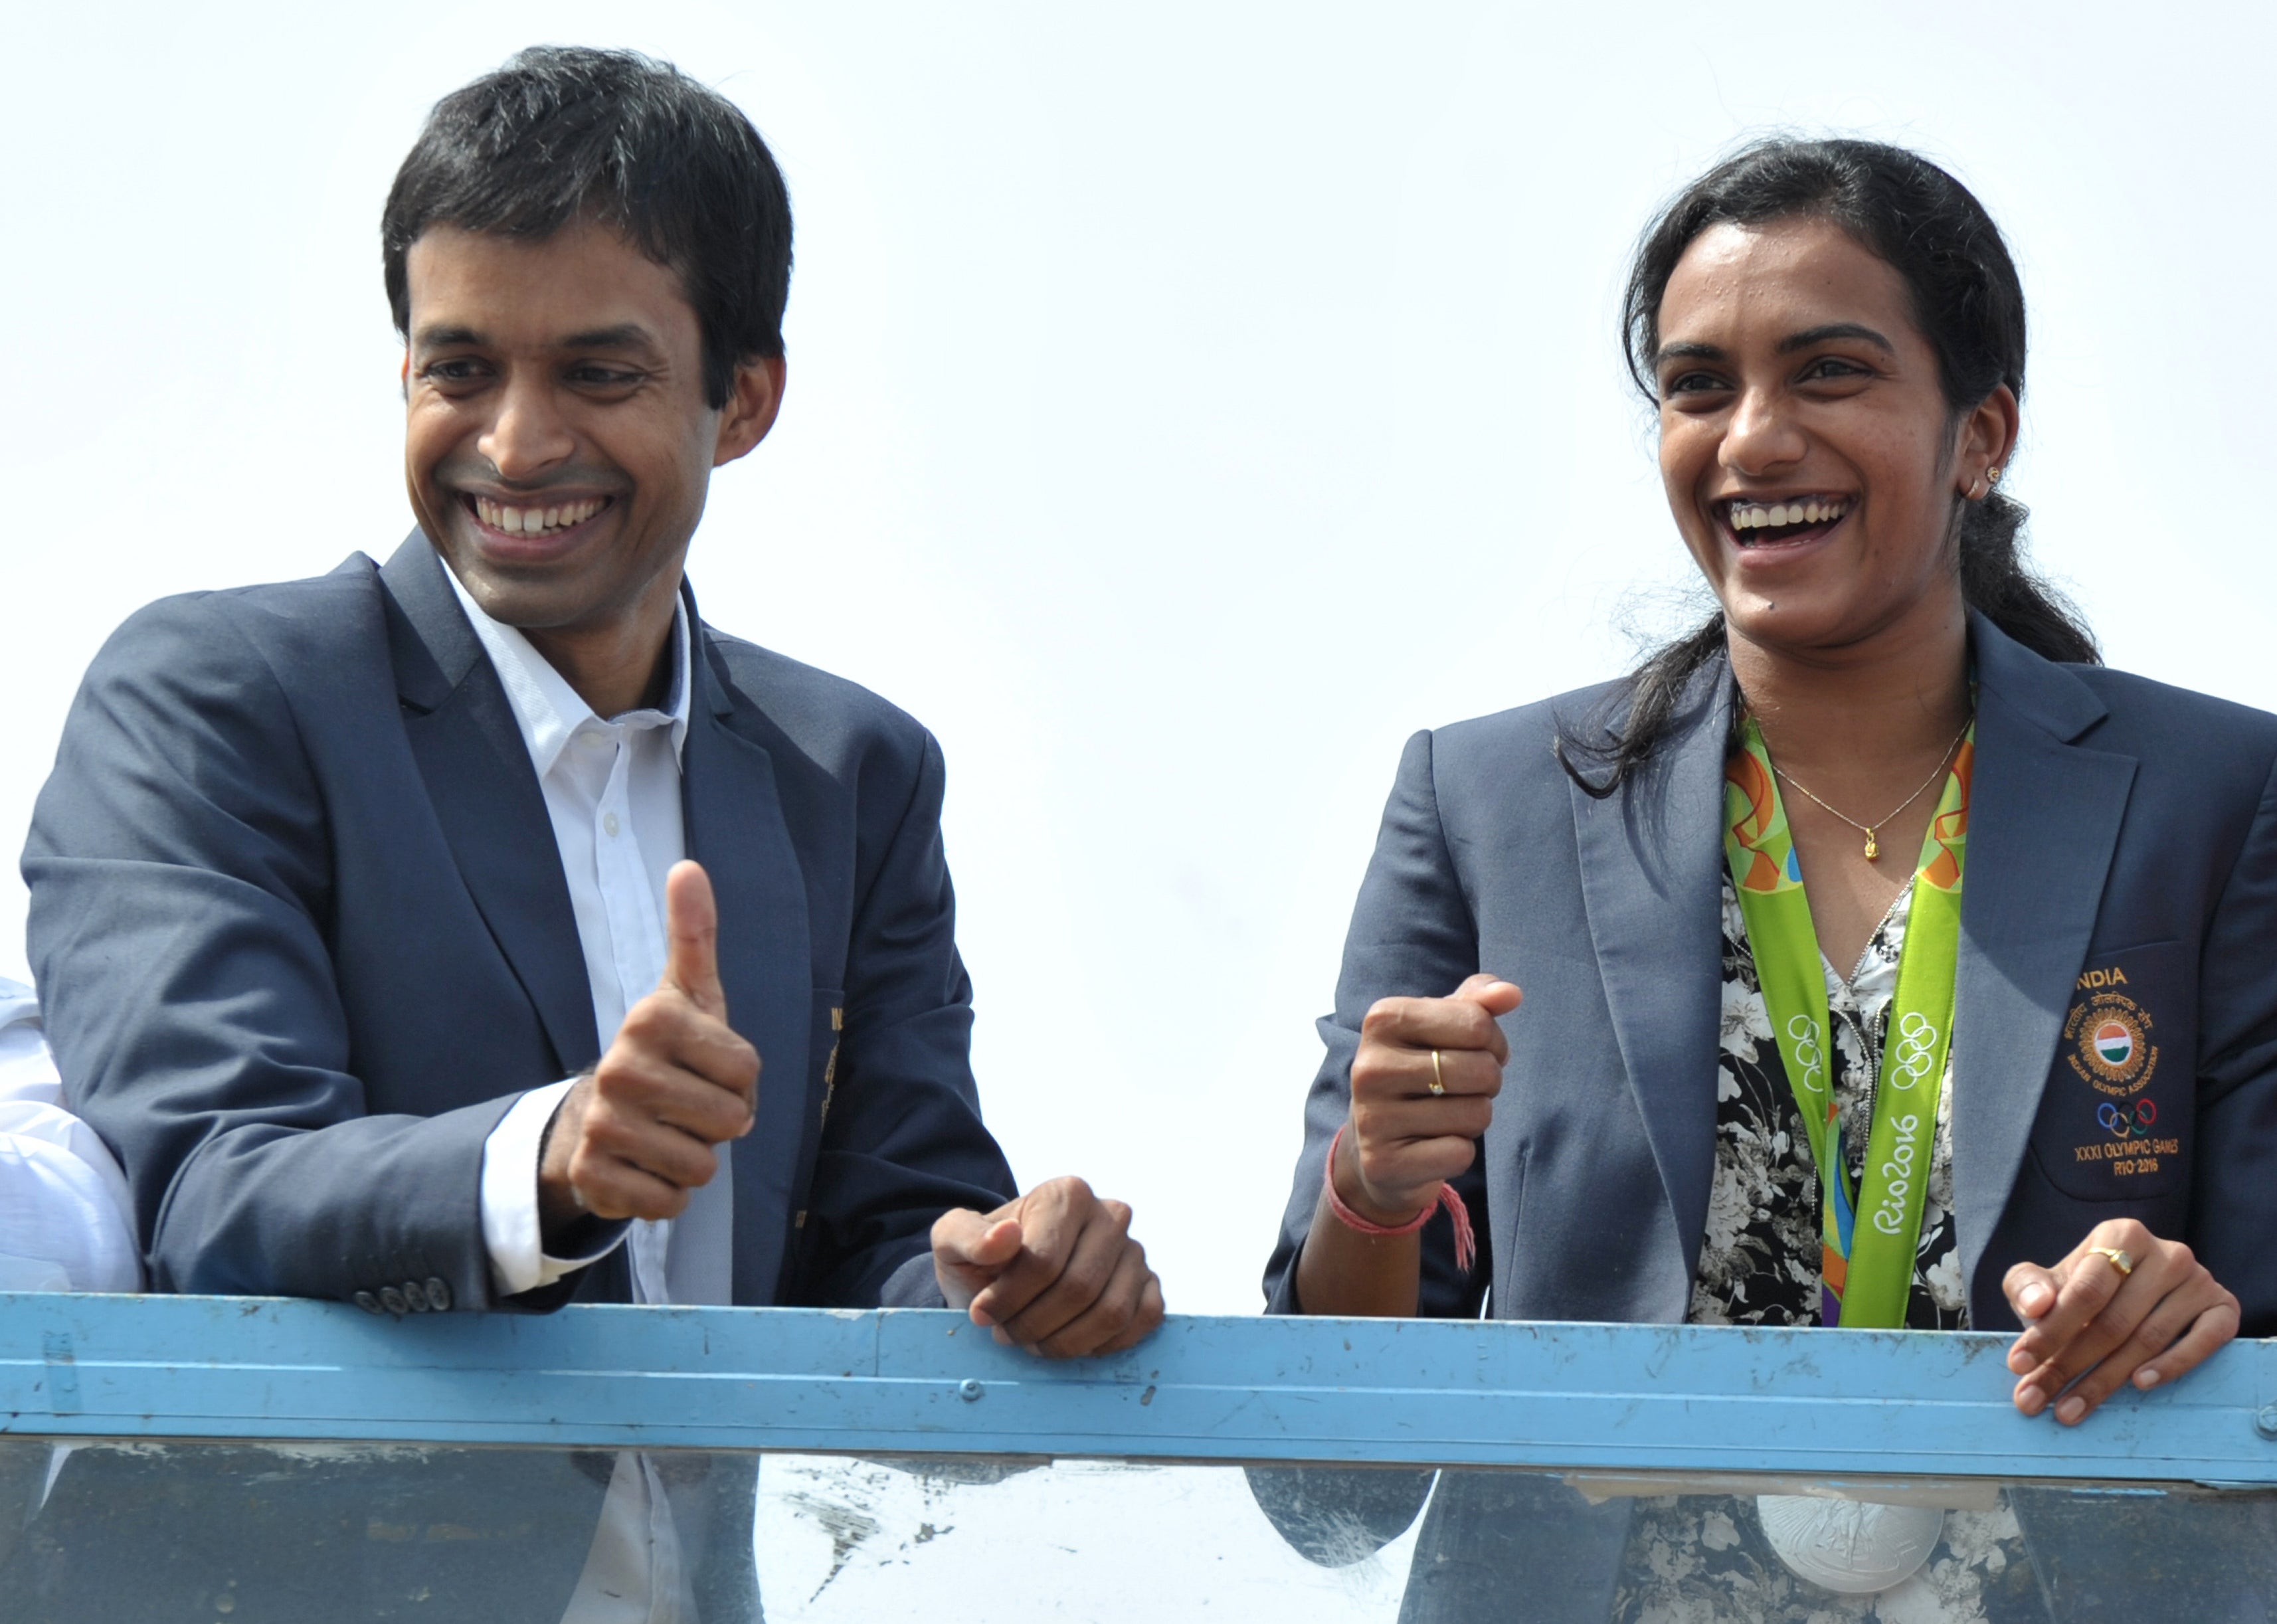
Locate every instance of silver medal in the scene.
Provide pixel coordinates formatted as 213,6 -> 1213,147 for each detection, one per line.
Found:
1756,1494 -> 1944,1594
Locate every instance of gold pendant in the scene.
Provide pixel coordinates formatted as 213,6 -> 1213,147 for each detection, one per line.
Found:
1863,830 -> 1879,861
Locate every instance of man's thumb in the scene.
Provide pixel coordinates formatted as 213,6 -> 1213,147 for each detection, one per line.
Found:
662,860 -> 728,1017
937,1212 -> 1023,1271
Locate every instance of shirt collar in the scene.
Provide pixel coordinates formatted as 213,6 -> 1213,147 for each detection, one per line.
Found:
442,561 -> 693,778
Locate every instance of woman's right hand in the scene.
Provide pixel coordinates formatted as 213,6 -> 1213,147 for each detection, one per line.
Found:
1337,974 -> 1523,1221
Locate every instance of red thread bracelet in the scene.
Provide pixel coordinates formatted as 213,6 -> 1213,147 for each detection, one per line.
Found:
1323,1125 -> 1476,1273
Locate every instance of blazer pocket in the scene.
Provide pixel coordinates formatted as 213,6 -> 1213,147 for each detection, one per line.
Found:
2025,940 -> 2195,1203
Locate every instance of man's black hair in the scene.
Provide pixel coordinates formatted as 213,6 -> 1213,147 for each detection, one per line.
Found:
383,46 -> 792,409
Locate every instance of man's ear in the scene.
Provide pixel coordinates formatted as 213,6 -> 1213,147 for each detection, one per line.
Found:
713,355 -> 787,468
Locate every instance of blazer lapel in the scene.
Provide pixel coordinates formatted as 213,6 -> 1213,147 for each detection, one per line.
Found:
1952,614 -> 2136,1305
379,535 -> 600,1074
1566,662 -> 1734,1291
682,623 -> 815,1307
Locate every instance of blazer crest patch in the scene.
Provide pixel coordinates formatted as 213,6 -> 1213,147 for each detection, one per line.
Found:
2033,943 -> 2190,1202
2062,984 -> 2158,1097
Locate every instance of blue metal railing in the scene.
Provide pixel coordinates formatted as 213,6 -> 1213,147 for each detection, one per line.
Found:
3,1294 -> 2273,1483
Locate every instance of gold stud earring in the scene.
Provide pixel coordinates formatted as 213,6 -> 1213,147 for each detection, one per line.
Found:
1987,466 -> 2003,486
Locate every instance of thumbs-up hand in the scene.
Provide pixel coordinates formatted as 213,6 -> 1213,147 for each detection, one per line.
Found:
538,861 -> 761,1238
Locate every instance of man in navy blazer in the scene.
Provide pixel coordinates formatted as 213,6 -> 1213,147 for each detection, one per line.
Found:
17,46 -> 1158,1621
29,41 -> 1160,1344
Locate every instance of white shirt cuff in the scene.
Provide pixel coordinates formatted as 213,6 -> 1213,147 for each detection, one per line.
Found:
479,1079 -> 628,1299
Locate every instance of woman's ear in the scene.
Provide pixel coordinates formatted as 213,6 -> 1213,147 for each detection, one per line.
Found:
714,355 -> 787,468
1957,383 -> 2021,497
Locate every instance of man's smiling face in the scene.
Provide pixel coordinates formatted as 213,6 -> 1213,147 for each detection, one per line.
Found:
402,215 -> 781,675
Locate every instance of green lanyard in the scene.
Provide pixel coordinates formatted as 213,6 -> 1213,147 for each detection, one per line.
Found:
1722,718 -> 1973,1328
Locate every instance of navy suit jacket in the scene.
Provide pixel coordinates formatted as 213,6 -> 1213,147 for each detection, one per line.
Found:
24,536 -> 1017,1314
1265,615 -> 2277,1334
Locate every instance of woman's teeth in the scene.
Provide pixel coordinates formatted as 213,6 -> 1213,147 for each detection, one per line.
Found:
474,496 -> 608,536
1726,496 -> 1849,543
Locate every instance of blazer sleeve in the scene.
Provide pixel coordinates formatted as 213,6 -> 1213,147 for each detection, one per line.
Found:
780,729 -> 1018,1308
2189,751 -> 2277,1335
1261,728 -> 1493,1318
22,595 -> 526,1308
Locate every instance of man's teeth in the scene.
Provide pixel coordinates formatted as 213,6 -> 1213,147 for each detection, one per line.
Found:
474,496 -> 607,535
1728,497 -> 1849,532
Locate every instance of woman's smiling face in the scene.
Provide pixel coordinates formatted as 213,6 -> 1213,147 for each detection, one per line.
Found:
1652,215 -> 2013,661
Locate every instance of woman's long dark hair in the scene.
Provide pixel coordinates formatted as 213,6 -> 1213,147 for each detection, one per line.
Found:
1558,137 -> 2098,798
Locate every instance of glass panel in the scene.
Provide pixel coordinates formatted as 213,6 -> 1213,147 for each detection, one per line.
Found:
3,1437 -> 2273,1622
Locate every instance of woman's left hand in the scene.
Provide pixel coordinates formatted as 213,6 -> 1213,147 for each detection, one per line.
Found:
2002,1219 -> 2240,1425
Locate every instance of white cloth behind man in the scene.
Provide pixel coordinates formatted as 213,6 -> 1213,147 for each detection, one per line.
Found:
0,977 -> 140,1293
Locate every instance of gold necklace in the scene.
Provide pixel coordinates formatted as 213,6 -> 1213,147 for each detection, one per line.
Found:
1764,715 -> 1972,862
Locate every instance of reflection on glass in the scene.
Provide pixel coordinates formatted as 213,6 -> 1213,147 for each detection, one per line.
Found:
1252,1465 -> 2277,1623
1,1441 -> 2272,1622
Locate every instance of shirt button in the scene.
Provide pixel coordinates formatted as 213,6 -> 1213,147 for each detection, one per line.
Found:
602,812 -> 620,838
379,1286 -> 410,1316
423,1277 -> 454,1313
353,1291 -> 384,1315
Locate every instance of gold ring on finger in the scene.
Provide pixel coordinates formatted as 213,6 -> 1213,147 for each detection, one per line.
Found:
1429,1049 -> 1447,1097
2090,1246 -> 2135,1277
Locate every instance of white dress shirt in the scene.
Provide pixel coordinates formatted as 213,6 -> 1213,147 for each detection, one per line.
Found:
0,977 -> 141,1295
448,565 -> 725,1623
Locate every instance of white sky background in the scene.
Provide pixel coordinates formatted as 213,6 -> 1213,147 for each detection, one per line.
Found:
2,3 -> 2271,1315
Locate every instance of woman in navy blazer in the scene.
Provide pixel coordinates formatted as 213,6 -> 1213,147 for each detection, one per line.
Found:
1262,139 -> 2277,1617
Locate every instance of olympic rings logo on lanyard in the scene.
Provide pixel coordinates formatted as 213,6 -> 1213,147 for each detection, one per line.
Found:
1888,1010 -> 1940,1090
2098,1098 -> 2158,1139
1784,1014 -> 1826,1097
1776,1011 -> 1831,1102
